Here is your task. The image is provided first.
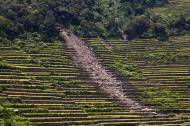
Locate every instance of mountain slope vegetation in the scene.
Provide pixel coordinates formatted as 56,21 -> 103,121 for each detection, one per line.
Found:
0,0 -> 170,40
1,0 -> 190,126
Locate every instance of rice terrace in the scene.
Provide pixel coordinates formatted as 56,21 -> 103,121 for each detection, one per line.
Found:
0,0 -> 190,126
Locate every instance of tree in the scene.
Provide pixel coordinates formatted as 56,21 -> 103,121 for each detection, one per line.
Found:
0,0 -> 169,40
153,23 -> 168,41
125,16 -> 150,40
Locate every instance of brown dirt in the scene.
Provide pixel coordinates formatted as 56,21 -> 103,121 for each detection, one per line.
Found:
61,31 -> 159,115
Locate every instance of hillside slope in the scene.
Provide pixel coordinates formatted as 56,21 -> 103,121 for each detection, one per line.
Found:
1,39 -> 187,126
62,31 -> 157,115
84,36 -> 190,125
1,0 -> 190,125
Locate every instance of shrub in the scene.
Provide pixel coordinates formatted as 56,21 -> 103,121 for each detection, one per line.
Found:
145,51 -> 190,65
152,23 -> 168,41
0,61 -> 11,69
126,16 -> 150,40
0,106 -> 29,126
110,59 -> 143,78
140,87 -> 181,109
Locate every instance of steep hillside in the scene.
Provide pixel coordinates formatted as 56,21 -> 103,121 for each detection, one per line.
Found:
84,36 -> 190,125
62,31 -> 158,115
1,40 -> 185,126
1,0 -> 190,125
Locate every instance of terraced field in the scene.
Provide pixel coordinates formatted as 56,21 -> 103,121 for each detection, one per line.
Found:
84,36 -> 190,125
1,40 -> 185,126
151,0 -> 190,17
1,0 -> 190,125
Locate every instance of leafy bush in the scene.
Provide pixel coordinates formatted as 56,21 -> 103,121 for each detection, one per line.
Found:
110,59 -> 143,78
0,61 -> 12,69
140,87 -> 181,109
145,51 -> 190,65
0,106 -> 29,126
152,23 -> 168,41
126,16 -> 150,40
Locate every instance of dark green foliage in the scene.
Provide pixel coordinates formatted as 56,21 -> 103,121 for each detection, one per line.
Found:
152,23 -> 168,41
0,61 -> 13,69
169,15 -> 190,34
0,105 -> 29,126
0,87 -> 7,94
0,0 -> 169,40
110,59 -> 143,78
120,0 -> 168,16
0,0 -> 106,39
3,0 -> 189,41
148,14 -> 190,39
125,16 -> 150,40
145,0 -> 169,7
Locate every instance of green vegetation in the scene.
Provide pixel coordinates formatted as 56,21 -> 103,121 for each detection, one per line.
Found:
0,60 -> 15,69
1,40 -> 157,126
85,39 -> 142,79
110,59 -> 143,78
51,78 -> 80,88
1,35 -> 190,125
1,0 -> 190,125
0,0 -> 169,40
1,36 -> 188,125
1,0 -> 190,41
0,61 -> 11,69
85,35 -> 190,120
142,50 -> 190,65
0,105 -> 29,126
140,87 -> 181,109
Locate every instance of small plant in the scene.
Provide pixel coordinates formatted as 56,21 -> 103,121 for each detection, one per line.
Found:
0,87 -> 7,93
0,61 -> 11,69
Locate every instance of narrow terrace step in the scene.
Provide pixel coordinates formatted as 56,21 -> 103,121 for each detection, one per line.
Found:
5,92 -> 65,98
12,96 -> 64,100
0,84 -> 47,89
29,117 -> 95,122
23,113 -> 88,117
31,120 -> 100,126
22,100 -> 75,104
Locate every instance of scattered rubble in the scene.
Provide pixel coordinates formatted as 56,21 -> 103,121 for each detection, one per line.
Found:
62,31 -> 159,115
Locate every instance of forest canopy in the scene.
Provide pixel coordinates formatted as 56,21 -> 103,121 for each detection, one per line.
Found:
1,0 -> 188,41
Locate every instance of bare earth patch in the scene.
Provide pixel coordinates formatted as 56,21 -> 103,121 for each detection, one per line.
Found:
61,31 -> 158,115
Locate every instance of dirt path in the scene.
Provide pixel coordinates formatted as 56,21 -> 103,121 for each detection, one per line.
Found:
61,31 -> 158,115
